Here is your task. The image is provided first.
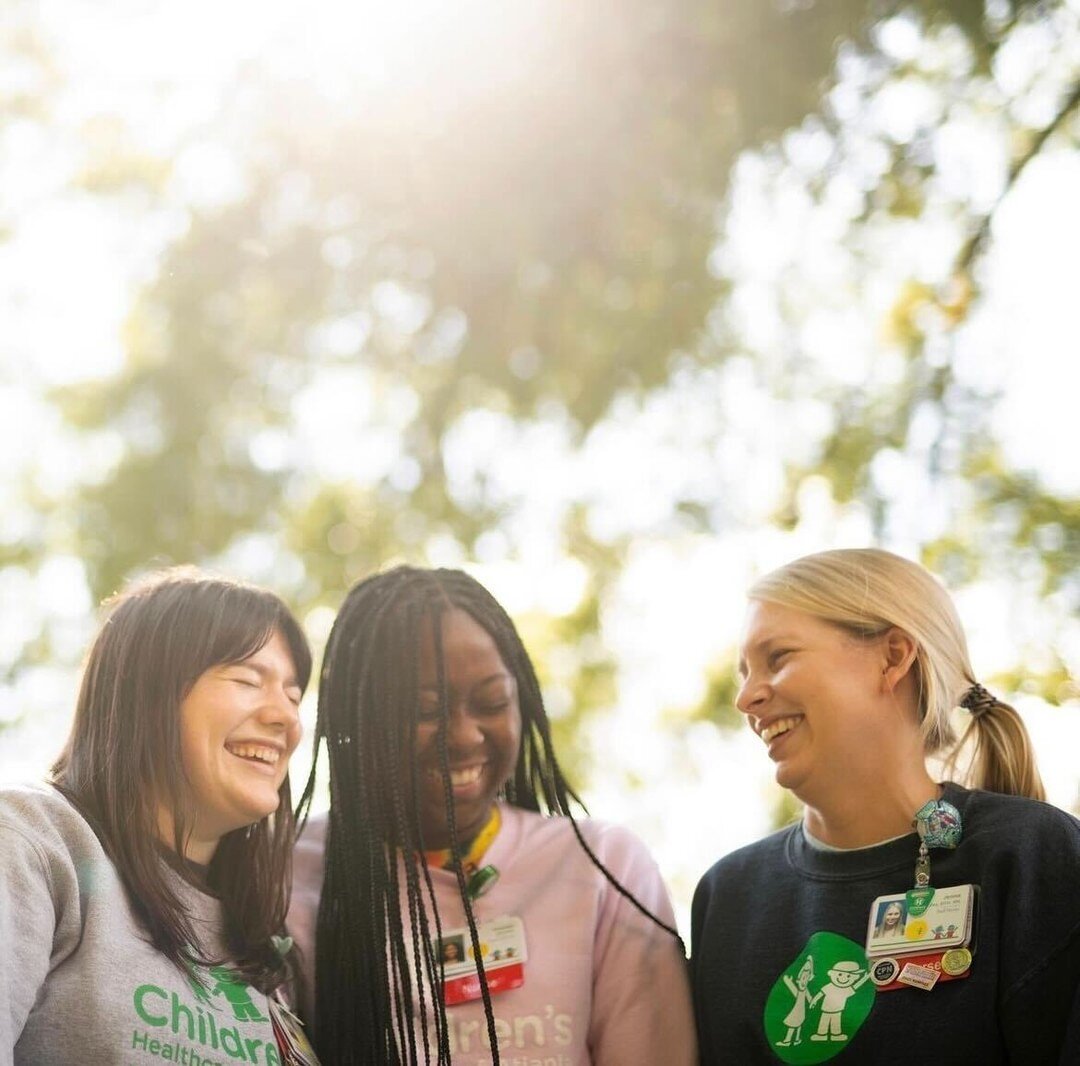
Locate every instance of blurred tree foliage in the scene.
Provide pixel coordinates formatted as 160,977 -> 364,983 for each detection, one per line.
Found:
0,4 -> 61,240
9,0 -> 1079,762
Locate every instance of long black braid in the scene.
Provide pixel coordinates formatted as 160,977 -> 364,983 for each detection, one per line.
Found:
296,566 -> 682,1065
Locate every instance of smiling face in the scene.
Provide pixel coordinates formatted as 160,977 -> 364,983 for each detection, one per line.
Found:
882,902 -> 903,929
736,600 -> 897,806
829,966 -> 863,988
413,608 -> 522,850
169,628 -> 302,862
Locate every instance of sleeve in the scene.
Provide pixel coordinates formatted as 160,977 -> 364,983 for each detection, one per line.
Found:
0,822 -> 59,1064
585,825 -> 698,1066
1059,975 -> 1080,1066
689,867 -> 716,1060
286,815 -> 327,1026
998,808 -> 1080,1064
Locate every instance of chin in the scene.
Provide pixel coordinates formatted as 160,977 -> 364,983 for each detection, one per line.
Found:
233,793 -> 283,828
773,762 -> 811,799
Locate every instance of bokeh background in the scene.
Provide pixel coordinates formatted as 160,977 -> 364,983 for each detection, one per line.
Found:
2,0 -> 1078,927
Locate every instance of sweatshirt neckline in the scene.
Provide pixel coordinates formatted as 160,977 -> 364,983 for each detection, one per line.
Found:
786,782 -> 968,881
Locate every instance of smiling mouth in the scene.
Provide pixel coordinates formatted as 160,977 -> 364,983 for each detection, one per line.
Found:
225,743 -> 281,766
758,716 -> 803,745
427,765 -> 485,790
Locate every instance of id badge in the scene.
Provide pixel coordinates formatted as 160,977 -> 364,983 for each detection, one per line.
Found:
436,915 -> 527,1007
269,993 -> 323,1066
865,884 -> 977,992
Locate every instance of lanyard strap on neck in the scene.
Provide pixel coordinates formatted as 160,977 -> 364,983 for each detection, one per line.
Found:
423,806 -> 501,875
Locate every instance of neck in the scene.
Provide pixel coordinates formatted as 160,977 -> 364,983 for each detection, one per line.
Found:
802,765 -> 940,849
156,806 -> 219,865
423,806 -> 501,870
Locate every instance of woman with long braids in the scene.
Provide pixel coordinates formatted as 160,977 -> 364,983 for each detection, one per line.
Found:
290,566 -> 696,1065
691,548 -> 1080,1065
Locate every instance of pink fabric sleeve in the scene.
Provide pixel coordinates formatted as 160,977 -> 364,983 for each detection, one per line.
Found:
287,814 -> 327,1025
585,823 -> 698,1065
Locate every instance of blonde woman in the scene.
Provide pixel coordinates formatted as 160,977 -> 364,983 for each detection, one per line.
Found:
691,548 -> 1080,1065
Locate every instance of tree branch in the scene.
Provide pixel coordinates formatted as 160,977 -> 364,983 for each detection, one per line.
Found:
955,77 -> 1080,276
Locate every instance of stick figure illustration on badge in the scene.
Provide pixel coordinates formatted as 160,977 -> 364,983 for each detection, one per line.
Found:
810,961 -> 870,1043
777,956 -> 822,1047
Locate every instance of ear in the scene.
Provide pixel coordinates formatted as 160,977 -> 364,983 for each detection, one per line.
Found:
880,627 -> 918,692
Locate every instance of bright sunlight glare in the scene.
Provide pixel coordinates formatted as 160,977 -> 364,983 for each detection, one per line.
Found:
258,0 -> 551,106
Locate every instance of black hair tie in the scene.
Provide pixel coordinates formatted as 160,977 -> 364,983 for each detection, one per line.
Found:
960,682 -> 995,718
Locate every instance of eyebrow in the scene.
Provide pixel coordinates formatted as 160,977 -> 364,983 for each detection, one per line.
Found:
229,658 -> 301,691
418,672 -> 514,694
736,636 -> 799,678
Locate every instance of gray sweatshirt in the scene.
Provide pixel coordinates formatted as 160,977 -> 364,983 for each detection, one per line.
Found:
0,783 -> 283,1066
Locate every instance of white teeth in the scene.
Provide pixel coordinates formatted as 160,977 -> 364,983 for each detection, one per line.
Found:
428,766 -> 484,787
425,764 -> 486,786
450,767 -> 482,787
226,743 -> 280,765
760,717 -> 802,744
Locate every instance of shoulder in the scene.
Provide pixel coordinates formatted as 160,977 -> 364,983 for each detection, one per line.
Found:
0,783 -> 99,851
506,806 -> 659,869
695,823 -> 794,897
0,783 -> 104,902
951,783 -> 1080,856
576,815 -> 667,891
572,813 -> 656,860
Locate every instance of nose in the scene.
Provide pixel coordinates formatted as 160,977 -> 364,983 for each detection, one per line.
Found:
444,704 -> 484,754
735,671 -> 770,716
259,685 -> 302,741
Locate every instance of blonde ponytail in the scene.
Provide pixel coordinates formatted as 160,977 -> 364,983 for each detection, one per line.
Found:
949,684 -> 1046,801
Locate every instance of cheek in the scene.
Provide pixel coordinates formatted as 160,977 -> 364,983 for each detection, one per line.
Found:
177,720 -> 208,782
285,720 -> 303,756
500,713 -> 523,765
413,723 -> 438,759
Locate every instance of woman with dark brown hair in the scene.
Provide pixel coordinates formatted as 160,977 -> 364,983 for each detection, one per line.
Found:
0,567 -> 313,1066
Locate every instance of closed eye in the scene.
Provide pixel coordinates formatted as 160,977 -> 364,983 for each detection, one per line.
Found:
767,649 -> 792,669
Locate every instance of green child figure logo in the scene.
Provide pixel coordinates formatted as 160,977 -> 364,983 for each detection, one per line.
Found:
764,932 -> 875,1064
186,963 -> 267,1022
207,966 -> 268,1022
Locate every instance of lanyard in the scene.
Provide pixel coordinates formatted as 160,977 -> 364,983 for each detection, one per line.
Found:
423,807 -> 501,899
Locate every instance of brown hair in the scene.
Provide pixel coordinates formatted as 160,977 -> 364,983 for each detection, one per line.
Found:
750,548 -> 1045,801
51,567 -> 312,989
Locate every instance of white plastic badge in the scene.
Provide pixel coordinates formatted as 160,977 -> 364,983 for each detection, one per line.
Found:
435,915 -> 528,1007
866,884 -> 974,956
864,884 -> 977,993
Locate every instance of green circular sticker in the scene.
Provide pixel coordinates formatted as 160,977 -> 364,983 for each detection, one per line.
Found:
763,931 -> 876,1063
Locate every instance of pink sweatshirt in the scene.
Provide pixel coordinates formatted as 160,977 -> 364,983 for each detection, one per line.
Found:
290,804 -> 697,1065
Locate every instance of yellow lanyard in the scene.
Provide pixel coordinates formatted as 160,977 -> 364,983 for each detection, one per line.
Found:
423,807 -> 501,877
